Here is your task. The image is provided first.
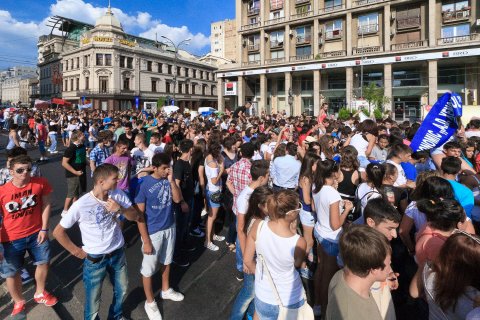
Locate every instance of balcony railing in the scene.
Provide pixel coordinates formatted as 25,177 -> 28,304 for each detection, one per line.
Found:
247,43 -> 260,51
264,17 -> 285,26
247,7 -> 260,16
354,0 -> 383,6
325,29 -> 343,40
78,89 -> 139,96
265,57 -> 285,64
391,40 -> 427,51
437,33 -> 478,45
296,35 -> 312,45
270,40 -> 284,49
358,23 -> 379,35
397,17 -> 421,30
318,4 -> 344,14
241,22 -> 261,31
442,9 -> 470,23
317,50 -> 347,58
295,0 -> 310,5
353,46 -> 383,54
270,1 -> 283,10
291,10 -> 313,19
290,54 -> 313,62
242,60 -> 261,66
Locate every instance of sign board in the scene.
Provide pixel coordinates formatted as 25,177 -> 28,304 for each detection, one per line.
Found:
225,82 -> 237,96
144,102 -> 157,114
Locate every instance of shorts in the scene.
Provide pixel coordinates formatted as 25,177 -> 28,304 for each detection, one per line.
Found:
206,190 -> 222,209
0,232 -> 50,278
140,226 -> 176,277
299,208 -> 315,227
66,175 -> 86,198
38,141 -> 46,154
314,229 -> 339,257
254,296 -> 304,320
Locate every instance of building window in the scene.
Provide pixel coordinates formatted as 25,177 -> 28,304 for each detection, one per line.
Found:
177,66 -> 181,75
76,78 -> 79,90
178,83 -> 183,94
185,83 -> 189,94
85,77 -> 89,90
124,78 -> 130,90
99,76 -> 108,93
358,13 -> 379,34
193,69 -> 197,78
270,30 -> 284,48
192,84 -> 196,94
127,57 -> 133,69
441,23 -> 470,38
325,20 -> 343,40
84,55 -> 89,67
120,56 -> 125,68
76,57 -> 80,69
393,70 -> 424,87
147,61 -> 152,71
166,82 -> 171,93
168,65 -> 172,74
396,7 -> 421,30
105,54 -> 112,66
184,68 -> 189,77
325,0 -> 342,10
296,26 -> 312,44
158,63 -> 163,73
296,4 -> 312,15
96,54 -> 103,66
64,79 -> 68,91
270,0 -> 284,11
151,79 -> 157,92
442,0 -> 469,12
296,46 -> 312,57
70,79 -> 74,91
271,50 -> 285,59
200,71 -> 204,79
248,0 -> 260,15
65,60 -> 69,71
248,53 -> 261,62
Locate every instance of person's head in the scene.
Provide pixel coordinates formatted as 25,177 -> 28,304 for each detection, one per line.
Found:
441,156 -> 462,175
9,155 -> 32,183
340,225 -> 392,281
151,153 -> 171,179
366,163 -> 385,190
378,134 -> 389,149
149,132 -> 162,145
113,139 -> 129,156
243,186 -> 274,234
411,150 -> 429,164
383,163 -> 398,185
387,143 -> 412,162
273,143 -> 287,159
207,141 -> 222,160
414,175 -> 454,201
134,133 -> 146,147
286,142 -> 298,157
313,159 -> 339,193
307,141 -> 321,156
364,198 -> 401,241
223,136 -> 237,152
300,152 -> 321,180
432,231 -> 480,311
245,101 -> 252,109
97,130 -> 113,145
266,189 -> 300,222
6,146 -> 28,166
359,119 -> 379,136
178,139 -> 194,155
71,130 -> 85,144
340,145 -> 359,170
250,160 -> 270,185
240,142 -> 255,159
92,163 -> 119,190
443,141 -> 462,158
463,140 -> 476,160
124,122 -> 132,133
417,198 -> 465,231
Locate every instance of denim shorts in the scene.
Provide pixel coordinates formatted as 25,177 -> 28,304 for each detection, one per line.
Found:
299,208 -> 315,227
206,190 -> 222,208
314,229 -> 339,257
254,296 -> 304,320
0,232 -> 50,278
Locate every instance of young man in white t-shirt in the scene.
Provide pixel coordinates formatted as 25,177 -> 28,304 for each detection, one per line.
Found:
131,133 -> 154,178
53,164 -> 140,320
148,132 -> 166,155
386,143 -> 415,189
235,160 -> 270,282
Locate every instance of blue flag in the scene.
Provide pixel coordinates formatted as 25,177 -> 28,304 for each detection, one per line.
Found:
410,92 -> 462,152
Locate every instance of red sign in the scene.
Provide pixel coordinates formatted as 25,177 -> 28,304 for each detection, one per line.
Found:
425,104 -> 432,112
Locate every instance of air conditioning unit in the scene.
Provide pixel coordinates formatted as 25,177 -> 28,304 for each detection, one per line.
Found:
391,11 -> 396,20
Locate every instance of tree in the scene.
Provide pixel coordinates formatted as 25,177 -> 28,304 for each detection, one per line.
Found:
157,96 -> 166,107
363,82 -> 391,115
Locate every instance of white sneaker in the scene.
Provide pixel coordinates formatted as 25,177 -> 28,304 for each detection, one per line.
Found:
204,242 -> 219,251
213,234 -> 225,242
161,288 -> 184,302
201,208 -> 208,217
144,300 -> 162,320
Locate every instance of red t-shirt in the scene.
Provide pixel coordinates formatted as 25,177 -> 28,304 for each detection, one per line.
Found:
162,134 -> 173,144
0,177 -> 52,242
36,124 -> 47,142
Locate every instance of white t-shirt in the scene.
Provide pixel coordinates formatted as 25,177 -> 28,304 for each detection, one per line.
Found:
66,123 -> 79,137
88,126 -> 98,142
260,144 -> 269,158
131,147 -> 154,175
350,133 -> 369,158
386,160 -> 407,187
236,186 -> 254,215
266,142 -> 277,156
59,189 -> 132,254
148,143 -> 165,154
313,185 -> 343,242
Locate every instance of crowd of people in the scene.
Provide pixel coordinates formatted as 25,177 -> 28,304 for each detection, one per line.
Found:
1,102 -> 480,320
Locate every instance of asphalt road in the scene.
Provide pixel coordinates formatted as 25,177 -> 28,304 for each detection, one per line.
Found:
0,134 -> 242,320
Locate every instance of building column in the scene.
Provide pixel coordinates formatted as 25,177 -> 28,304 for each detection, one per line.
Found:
260,74 -> 267,115
314,70 -> 321,116
346,12 -> 353,55
260,29 -> 266,64
313,19 -> 320,58
428,0 -> 436,47
236,0 -> 243,65
285,72 -> 292,115
428,60 -> 438,105
238,75 -> 245,106
285,25 -> 291,61
346,67 -> 354,109
384,4 -> 391,52
217,77 -> 224,111
384,64 -> 392,112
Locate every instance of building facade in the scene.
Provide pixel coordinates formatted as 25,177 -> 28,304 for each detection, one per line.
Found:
1,75 -> 37,104
217,0 -> 480,120
19,78 -> 39,106
211,19 -> 239,62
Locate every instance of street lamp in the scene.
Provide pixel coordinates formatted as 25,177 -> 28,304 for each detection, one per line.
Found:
161,36 -> 191,106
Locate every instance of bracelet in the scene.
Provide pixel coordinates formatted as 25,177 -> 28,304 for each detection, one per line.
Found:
40,229 -> 49,232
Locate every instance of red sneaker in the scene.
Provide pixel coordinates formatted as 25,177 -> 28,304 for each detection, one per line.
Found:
34,291 -> 58,307
11,300 -> 26,317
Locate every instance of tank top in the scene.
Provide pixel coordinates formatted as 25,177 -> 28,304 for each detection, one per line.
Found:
350,133 -> 369,158
298,185 -> 312,212
255,221 -> 303,306
204,158 -> 221,192
337,169 -> 357,200
6,134 -> 16,150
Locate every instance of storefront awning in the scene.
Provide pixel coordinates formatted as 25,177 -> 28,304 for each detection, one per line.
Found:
51,98 -> 72,106
319,89 -> 346,98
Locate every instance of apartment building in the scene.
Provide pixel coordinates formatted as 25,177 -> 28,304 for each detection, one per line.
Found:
211,19 -> 239,62
217,0 -> 480,120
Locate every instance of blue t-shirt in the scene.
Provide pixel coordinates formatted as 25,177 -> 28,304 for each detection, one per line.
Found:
401,162 -> 417,181
135,175 -> 174,234
448,179 -> 474,218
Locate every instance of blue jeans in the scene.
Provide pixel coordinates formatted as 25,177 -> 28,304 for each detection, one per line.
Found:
235,221 -> 243,272
175,198 -> 193,251
48,133 -> 57,152
83,248 -> 128,320
314,229 -> 340,257
254,296 -> 305,320
230,273 -> 255,320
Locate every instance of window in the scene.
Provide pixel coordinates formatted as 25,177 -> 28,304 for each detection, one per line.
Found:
296,26 -> 312,44
178,83 -> 183,94
327,73 -> 346,89
99,76 -> 108,93
442,0 -> 469,12
65,60 -> 69,71
396,7 -> 421,29
166,82 -> 171,93
248,0 -> 260,14
64,79 -> 68,91
105,54 -> 112,66
296,4 -> 312,15
158,63 -> 163,73
441,23 -> 470,38
85,76 -> 89,90
177,66 -> 181,76
71,59 -> 74,69
249,17 -> 258,24
438,66 -> 465,85
184,68 -> 189,77
393,70 -> 424,87
123,78 -> 130,90
127,57 -> 133,69
296,46 -> 312,57
168,65 -> 173,74
192,84 -> 197,94
271,50 -> 285,59
247,34 -> 260,50
84,55 -> 89,67
270,30 -> 284,48
76,78 -> 79,90
76,57 -> 80,69
147,61 -> 152,71
358,13 -> 379,34
325,20 -> 343,39
200,71 -> 204,79
70,79 -> 74,91
120,56 -> 125,68
325,0 -> 342,10
193,69 -> 197,78
96,54 -> 103,66
185,83 -> 189,94
151,80 -> 157,92
248,53 -> 261,62
270,0 -> 284,10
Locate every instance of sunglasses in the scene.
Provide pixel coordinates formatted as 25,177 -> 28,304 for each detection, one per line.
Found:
15,167 -> 32,174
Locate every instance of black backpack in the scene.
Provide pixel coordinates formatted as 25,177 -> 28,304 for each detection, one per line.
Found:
348,187 -> 380,223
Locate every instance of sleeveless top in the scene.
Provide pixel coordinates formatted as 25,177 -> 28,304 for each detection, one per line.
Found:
350,133 -> 369,158
338,169 -> 357,200
255,221 -> 303,306
298,184 -> 312,212
205,158 -> 221,192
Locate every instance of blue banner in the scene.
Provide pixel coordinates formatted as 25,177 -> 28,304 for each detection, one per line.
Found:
410,92 -> 462,152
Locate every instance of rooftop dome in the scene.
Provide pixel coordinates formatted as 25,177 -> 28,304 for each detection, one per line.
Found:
95,5 -> 123,32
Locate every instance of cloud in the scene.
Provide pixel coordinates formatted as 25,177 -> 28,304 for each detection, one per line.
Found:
140,24 -> 211,53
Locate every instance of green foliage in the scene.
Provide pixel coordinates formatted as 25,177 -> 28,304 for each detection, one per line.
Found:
373,107 -> 383,119
157,97 -> 166,107
338,107 -> 350,120
363,82 -> 391,111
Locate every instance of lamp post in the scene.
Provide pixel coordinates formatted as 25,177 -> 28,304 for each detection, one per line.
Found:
160,36 -> 191,107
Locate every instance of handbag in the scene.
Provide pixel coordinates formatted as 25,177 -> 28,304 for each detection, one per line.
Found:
209,190 -> 223,204
256,221 -> 314,320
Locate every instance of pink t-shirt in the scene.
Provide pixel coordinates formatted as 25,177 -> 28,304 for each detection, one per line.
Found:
104,155 -> 135,191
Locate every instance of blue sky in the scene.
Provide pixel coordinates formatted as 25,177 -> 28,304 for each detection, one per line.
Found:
0,0 -> 235,69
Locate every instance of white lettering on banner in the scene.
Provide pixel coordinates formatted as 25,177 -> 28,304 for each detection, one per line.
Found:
417,130 -> 443,150
452,51 -> 469,57
403,56 -> 418,61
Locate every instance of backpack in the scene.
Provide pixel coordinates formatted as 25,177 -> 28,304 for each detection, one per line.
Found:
348,187 -> 381,223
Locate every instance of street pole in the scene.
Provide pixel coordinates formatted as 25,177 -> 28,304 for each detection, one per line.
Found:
161,36 -> 191,106
360,27 -> 364,100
